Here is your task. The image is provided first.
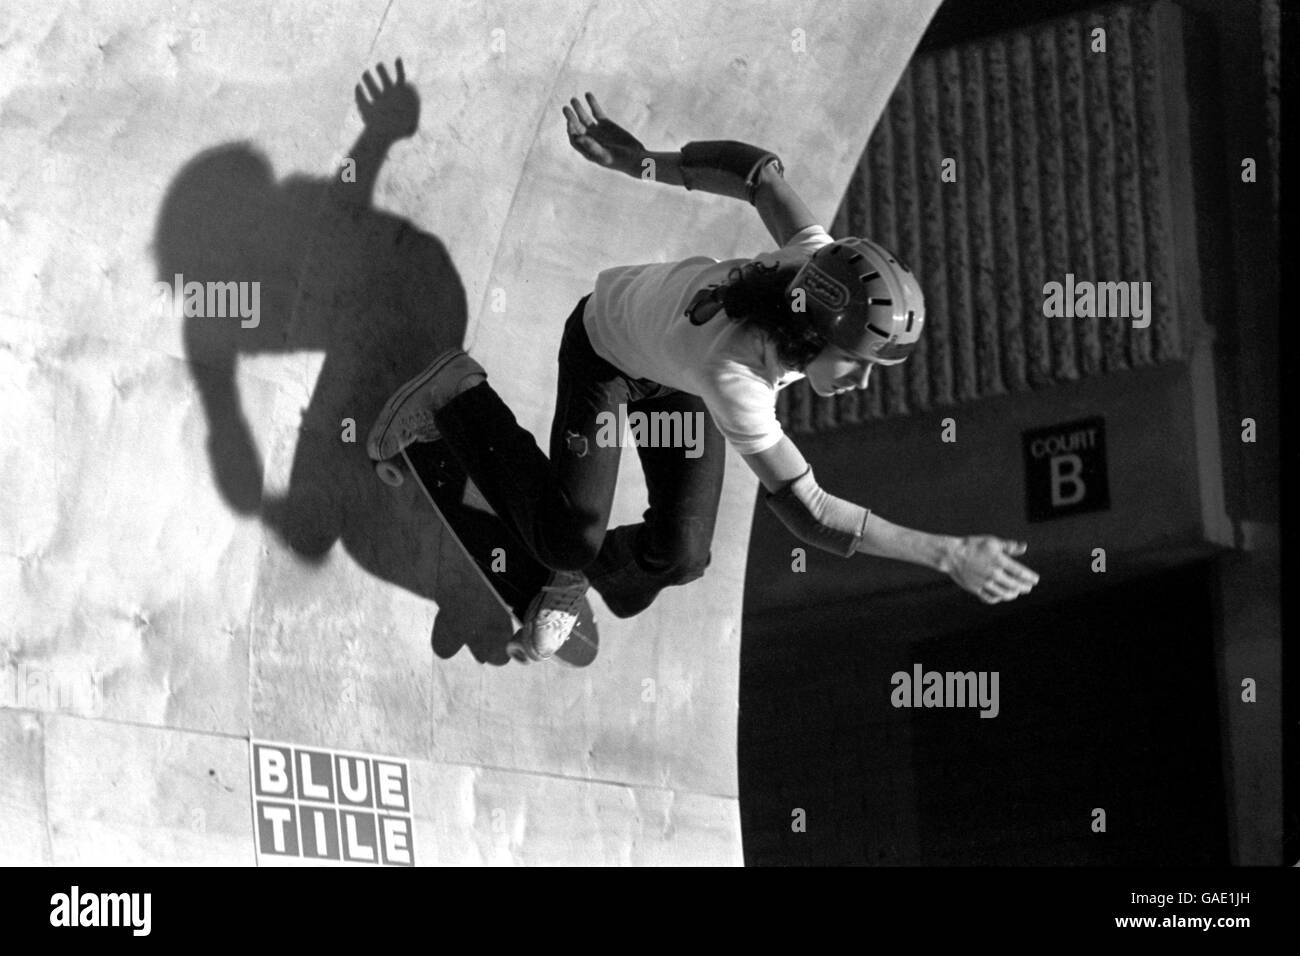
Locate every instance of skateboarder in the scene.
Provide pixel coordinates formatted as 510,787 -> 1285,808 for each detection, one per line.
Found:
369,92 -> 1039,662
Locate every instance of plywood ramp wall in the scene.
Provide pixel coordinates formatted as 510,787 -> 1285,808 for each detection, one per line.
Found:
0,0 -> 938,865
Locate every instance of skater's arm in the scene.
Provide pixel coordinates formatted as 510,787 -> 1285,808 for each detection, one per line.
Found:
640,150 -> 685,186
752,161 -> 818,247
747,437 -> 946,568
745,437 -> 1039,602
648,148 -> 816,245
562,93 -> 812,241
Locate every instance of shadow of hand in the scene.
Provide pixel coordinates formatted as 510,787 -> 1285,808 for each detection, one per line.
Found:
355,58 -> 419,141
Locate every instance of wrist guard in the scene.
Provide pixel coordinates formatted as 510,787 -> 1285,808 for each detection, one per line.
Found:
680,140 -> 784,204
764,466 -> 869,557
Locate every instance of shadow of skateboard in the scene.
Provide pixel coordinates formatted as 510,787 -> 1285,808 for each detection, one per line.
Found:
375,439 -> 598,667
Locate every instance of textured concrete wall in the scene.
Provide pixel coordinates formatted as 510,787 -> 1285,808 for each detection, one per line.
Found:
0,0 -> 938,864
782,1 -> 1190,432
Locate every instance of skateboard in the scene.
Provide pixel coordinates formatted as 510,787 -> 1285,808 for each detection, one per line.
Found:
374,439 -> 598,666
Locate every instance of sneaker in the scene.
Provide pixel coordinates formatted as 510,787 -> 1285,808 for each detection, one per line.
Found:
367,349 -> 486,461
510,569 -> 590,662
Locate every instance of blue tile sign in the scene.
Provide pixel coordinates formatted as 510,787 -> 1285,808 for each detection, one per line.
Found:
251,741 -> 414,866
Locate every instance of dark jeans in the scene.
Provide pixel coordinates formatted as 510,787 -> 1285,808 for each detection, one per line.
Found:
432,295 -> 727,618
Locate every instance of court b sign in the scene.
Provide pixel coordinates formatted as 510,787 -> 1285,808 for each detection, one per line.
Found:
1022,417 -> 1109,522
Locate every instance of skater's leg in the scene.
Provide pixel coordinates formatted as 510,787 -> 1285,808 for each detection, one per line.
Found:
543,293 -> 644,552
432,296 -> 627,572
631,389 -> 726,581
587,390 -> 727,617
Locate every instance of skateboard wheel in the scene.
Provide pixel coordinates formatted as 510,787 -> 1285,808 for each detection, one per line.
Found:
375,459 -> 404,487
507,631 -> 537,664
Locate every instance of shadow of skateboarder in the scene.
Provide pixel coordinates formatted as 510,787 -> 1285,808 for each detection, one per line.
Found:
155,60 -> 523,664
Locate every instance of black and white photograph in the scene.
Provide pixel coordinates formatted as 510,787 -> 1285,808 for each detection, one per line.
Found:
0,0 -> 1288,921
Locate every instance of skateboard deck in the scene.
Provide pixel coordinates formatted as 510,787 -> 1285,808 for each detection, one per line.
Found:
376,439 -> 598,666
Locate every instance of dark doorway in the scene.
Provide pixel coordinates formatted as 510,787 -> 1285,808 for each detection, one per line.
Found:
739,562 -> 1228,865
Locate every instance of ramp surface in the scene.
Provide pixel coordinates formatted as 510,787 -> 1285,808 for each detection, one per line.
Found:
0,0 -> 938,864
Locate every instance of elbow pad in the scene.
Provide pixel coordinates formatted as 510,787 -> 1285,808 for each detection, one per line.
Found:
680,140 -> 784,204
764,466 -> 870,558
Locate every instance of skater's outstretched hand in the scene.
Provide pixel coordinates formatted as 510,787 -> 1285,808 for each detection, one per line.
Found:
563,92 -> 645,176
355,59 -> 419,141
945,536 -> 1040,604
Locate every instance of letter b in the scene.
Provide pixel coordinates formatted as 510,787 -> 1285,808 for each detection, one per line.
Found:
255,745 -> 291,796
1050,454 -> 1085,507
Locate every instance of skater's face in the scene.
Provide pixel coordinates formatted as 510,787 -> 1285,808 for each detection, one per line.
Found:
804,343 -> 877,397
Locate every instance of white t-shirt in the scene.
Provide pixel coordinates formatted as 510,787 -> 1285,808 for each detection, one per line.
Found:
582,224 -> 833,455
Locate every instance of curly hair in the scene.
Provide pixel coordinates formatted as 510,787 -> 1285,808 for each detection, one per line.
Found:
714,258 -> 827,370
